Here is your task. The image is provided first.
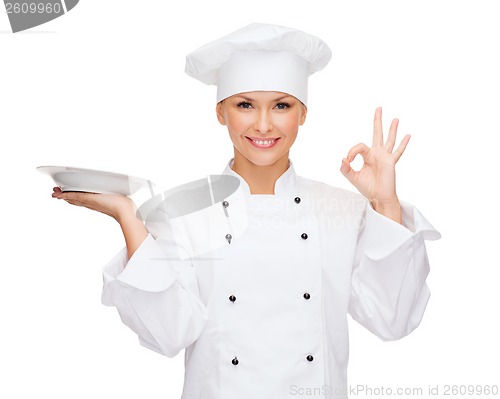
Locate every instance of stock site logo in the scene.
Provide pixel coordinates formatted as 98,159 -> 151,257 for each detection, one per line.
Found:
4,0 -> 79,32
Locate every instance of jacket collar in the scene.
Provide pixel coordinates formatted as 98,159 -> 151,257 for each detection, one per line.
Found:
221,157 -> 299,197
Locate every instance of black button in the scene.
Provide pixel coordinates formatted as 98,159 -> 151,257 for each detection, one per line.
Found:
301,233 -> 308,240
225,233 -> 232,244
303,293 -> 311,300
232,357 -> 239,365
306,355 -> 314,362
222,201 -> 229,208
294,197 -> 301,204
229,295 -> 236,302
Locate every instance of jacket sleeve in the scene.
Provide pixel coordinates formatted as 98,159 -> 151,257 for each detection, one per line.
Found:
101,233 -> 208,357
348,200 -> 441,341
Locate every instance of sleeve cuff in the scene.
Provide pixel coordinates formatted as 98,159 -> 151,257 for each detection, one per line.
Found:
103,234 -> 180,293
362,200 -> 441,260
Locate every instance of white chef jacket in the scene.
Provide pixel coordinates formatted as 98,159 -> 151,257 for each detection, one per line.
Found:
101,157 -> 440,399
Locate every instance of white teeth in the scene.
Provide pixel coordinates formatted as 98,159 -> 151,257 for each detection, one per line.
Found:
253,139 -> 274,145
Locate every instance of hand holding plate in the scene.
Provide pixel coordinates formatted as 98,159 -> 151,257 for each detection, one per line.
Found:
51,187 -> 136,222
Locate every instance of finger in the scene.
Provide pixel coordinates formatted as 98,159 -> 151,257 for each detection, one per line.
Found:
340,157 -> 358,185
52,190 -> 73,199
372,107 -> 383,147
53,191 -> 93,202
67,192 -> 96,206
52,189 -> 66,198
393,134 -> 411,162
347,142 -> 370,162
384,118 -> 399,152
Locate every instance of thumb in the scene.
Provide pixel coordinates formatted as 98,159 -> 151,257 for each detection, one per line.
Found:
340,158 -> 357,185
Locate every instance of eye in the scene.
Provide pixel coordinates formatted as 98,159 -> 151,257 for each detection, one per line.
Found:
237,101 -> 252,109
276,102 -> 291,110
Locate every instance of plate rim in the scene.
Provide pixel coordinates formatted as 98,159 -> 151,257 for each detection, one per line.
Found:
36,165 -> 155,185
36,165 -> 156,195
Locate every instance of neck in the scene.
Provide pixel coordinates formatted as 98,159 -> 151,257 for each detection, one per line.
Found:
231,150 -> 290,195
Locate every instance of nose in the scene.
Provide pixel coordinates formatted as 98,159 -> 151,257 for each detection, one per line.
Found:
253,109 -> 273,135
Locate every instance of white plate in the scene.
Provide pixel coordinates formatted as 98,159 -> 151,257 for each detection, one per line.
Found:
37,165 -> 155,196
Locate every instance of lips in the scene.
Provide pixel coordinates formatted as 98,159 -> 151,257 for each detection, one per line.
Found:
246,136 -> 280,148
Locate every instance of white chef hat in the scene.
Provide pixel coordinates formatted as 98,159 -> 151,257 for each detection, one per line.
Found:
184,23 -> 332,106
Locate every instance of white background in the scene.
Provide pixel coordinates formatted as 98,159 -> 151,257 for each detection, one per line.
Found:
1,1 -> 499,398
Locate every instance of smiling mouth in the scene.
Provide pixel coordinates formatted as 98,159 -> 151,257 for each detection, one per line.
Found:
246,136 -> 280,148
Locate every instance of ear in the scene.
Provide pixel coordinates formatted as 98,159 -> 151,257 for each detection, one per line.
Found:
299,104 -> 307,125
216,101 -> 226,125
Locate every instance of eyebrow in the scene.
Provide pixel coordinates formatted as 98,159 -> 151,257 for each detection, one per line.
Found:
235,95 -> 292,102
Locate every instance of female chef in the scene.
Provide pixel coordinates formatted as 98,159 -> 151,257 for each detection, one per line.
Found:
51,23 -> 440,399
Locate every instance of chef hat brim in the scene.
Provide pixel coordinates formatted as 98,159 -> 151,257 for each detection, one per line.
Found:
185,23 -> 332,105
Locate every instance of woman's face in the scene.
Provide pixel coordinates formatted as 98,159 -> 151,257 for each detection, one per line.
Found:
216,91 -> 307,167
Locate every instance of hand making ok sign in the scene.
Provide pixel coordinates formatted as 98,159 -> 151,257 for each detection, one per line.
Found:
340,107 -> 411,223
